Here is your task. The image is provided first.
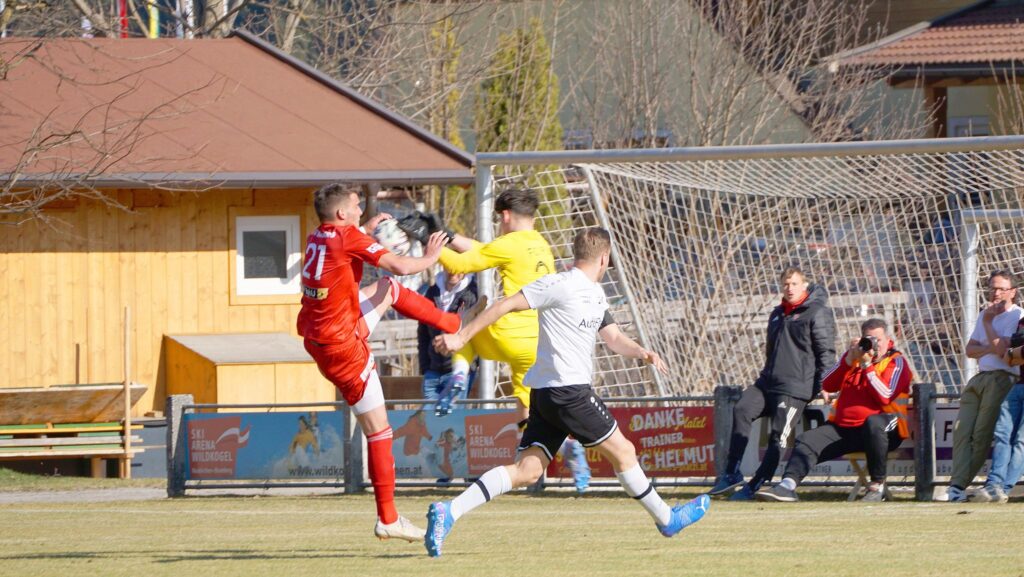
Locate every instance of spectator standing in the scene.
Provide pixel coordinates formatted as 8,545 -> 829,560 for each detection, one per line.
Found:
948,270 -> 1022,502
709,266 -> 836,500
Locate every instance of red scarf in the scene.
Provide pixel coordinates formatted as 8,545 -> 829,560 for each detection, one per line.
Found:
781,292 -> 808,315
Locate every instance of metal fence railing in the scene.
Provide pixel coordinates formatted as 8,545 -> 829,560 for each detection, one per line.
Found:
166,383 -> 956,501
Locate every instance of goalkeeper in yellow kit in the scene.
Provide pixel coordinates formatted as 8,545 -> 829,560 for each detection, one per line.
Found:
400,188 -> 593,490
400,188 -> 553,425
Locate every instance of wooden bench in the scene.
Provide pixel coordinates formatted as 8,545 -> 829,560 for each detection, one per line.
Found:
0,383 -> 147,478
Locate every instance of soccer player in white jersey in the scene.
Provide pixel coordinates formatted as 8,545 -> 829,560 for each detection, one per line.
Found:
424,227 -> 710,557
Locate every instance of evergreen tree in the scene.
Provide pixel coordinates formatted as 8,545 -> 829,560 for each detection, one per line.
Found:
474,18 -> 571,255
425,16 -> 474,236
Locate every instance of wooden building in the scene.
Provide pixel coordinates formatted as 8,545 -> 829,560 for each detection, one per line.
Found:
0,31 -> 474,415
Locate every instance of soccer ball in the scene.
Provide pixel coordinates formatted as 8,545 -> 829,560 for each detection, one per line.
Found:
372,219 -> 412,256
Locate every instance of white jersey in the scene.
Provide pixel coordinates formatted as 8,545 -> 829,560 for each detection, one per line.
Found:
970,304 -> 1023,374
520,268 -> 612,389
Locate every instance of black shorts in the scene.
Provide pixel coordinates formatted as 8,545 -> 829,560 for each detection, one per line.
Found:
518,385 -> 618,461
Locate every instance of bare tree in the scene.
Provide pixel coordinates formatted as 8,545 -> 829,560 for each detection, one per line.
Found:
994,66 -> 1024,136
560,0 -> 931,147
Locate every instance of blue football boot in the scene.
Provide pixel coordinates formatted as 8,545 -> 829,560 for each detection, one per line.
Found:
425,501 -> 455,557
657,494 -> 711,537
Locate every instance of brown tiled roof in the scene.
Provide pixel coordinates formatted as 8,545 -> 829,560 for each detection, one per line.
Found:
835,1 -> 1024,67
0,32 -> 474,187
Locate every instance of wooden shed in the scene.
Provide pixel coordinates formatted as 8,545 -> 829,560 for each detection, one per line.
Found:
165,333 -> 333,409
0,31 -> 475,415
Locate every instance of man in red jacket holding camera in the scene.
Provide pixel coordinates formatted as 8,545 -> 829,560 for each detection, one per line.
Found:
756,317 -> 913,502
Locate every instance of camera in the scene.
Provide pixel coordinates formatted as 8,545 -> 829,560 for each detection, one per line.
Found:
1010,332 -> 1024,349
858,335 -> 879,353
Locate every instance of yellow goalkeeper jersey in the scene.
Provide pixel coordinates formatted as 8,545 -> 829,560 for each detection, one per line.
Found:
439,229 -> 555,333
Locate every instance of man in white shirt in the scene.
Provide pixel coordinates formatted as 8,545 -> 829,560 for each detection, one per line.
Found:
948,270 -> 1023,502
423,228 -> 709,557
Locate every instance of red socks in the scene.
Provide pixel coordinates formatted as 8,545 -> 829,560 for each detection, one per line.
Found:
366,427 -> 398,524
388,279 -> 460,333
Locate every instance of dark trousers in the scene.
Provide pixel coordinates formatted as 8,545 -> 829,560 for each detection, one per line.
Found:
725,385 -> 807,489
783,413 -> 903,484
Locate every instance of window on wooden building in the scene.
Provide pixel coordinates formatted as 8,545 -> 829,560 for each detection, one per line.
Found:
234,215 -> 302,297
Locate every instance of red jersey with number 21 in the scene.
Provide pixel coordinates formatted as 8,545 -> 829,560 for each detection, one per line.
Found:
296,223 -> 389,344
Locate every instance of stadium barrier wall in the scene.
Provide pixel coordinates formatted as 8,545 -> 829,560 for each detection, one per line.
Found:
166,396 -> 358,494
166,385 -> 949,500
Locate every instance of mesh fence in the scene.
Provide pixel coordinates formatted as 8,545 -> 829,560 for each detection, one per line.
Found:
481,142 -> 1024,398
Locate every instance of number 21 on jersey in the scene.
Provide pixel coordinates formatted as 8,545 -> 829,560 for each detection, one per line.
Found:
302,242 -> 327,281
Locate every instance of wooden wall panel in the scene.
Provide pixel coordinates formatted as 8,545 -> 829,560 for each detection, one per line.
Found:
0,234 -> 10,387
164,203 -> 181,336
164,337 -> 217,405
56,224 -> 75,386
37,224 -> 58,386
8,229 -> 27,386
117,191 -> 136,390
102,205 -> 122,390
1,189 -> 312,416
180,196 -> 200,332
217,364 -> 275,409
22,223 -> 43,386
149,205 -> 170,411
71,210 -> 89,385
133,205 -> 154,410
274,363 -> 334,404
211,194 -> 231,334
195,193 -> 215,334
85,204 -> 106,382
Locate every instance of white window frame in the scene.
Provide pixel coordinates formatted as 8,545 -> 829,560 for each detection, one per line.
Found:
234,215 -> 302,296
947,116 -> 990,137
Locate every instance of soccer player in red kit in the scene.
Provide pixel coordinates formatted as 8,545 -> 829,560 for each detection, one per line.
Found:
297,183 -> 460,542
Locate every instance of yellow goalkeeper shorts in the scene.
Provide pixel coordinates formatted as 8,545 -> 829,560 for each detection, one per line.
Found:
453,325 -> 536,408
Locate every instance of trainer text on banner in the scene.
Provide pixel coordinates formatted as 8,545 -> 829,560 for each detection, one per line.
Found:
549,406 -> 715,478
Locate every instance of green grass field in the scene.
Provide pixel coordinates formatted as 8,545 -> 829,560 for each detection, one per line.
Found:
1,487 -> 1022,577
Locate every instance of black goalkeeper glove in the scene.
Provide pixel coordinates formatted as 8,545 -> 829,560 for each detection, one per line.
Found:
397,211 -> 454,244
397,211 -> 430,243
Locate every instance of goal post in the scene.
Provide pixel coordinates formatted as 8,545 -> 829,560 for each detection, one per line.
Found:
473,135 -> 1024,401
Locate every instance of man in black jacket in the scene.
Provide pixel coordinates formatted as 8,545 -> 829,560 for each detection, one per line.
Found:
418,271 -> 478,417
709,266 -> 836,500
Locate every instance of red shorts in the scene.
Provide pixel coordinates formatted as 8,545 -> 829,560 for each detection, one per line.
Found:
304,337 -> 374,406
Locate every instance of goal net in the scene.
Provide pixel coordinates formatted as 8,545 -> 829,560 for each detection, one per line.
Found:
478,137 -> 1024,399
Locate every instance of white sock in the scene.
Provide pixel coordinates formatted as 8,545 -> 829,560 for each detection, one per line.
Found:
449,466 -> 512,521
616,463 -> 671,526
779,477 -> 797,491
452,358 -> 471,376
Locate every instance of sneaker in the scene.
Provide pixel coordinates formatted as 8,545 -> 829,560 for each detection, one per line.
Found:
994,486 -> 1010,503
425,501 -> 455,557
374,516 -> 426,543
568,440 -> 591,493
861,488 -> 885,502
945,486 -> 967,503
755,484 -> 798,502
968,486 -> 994,503
728,485 -> 756,501
709,472 -> 745,496
657,494 -> 710,537
968,485 -> 1008,503
435,373 -> 466,417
